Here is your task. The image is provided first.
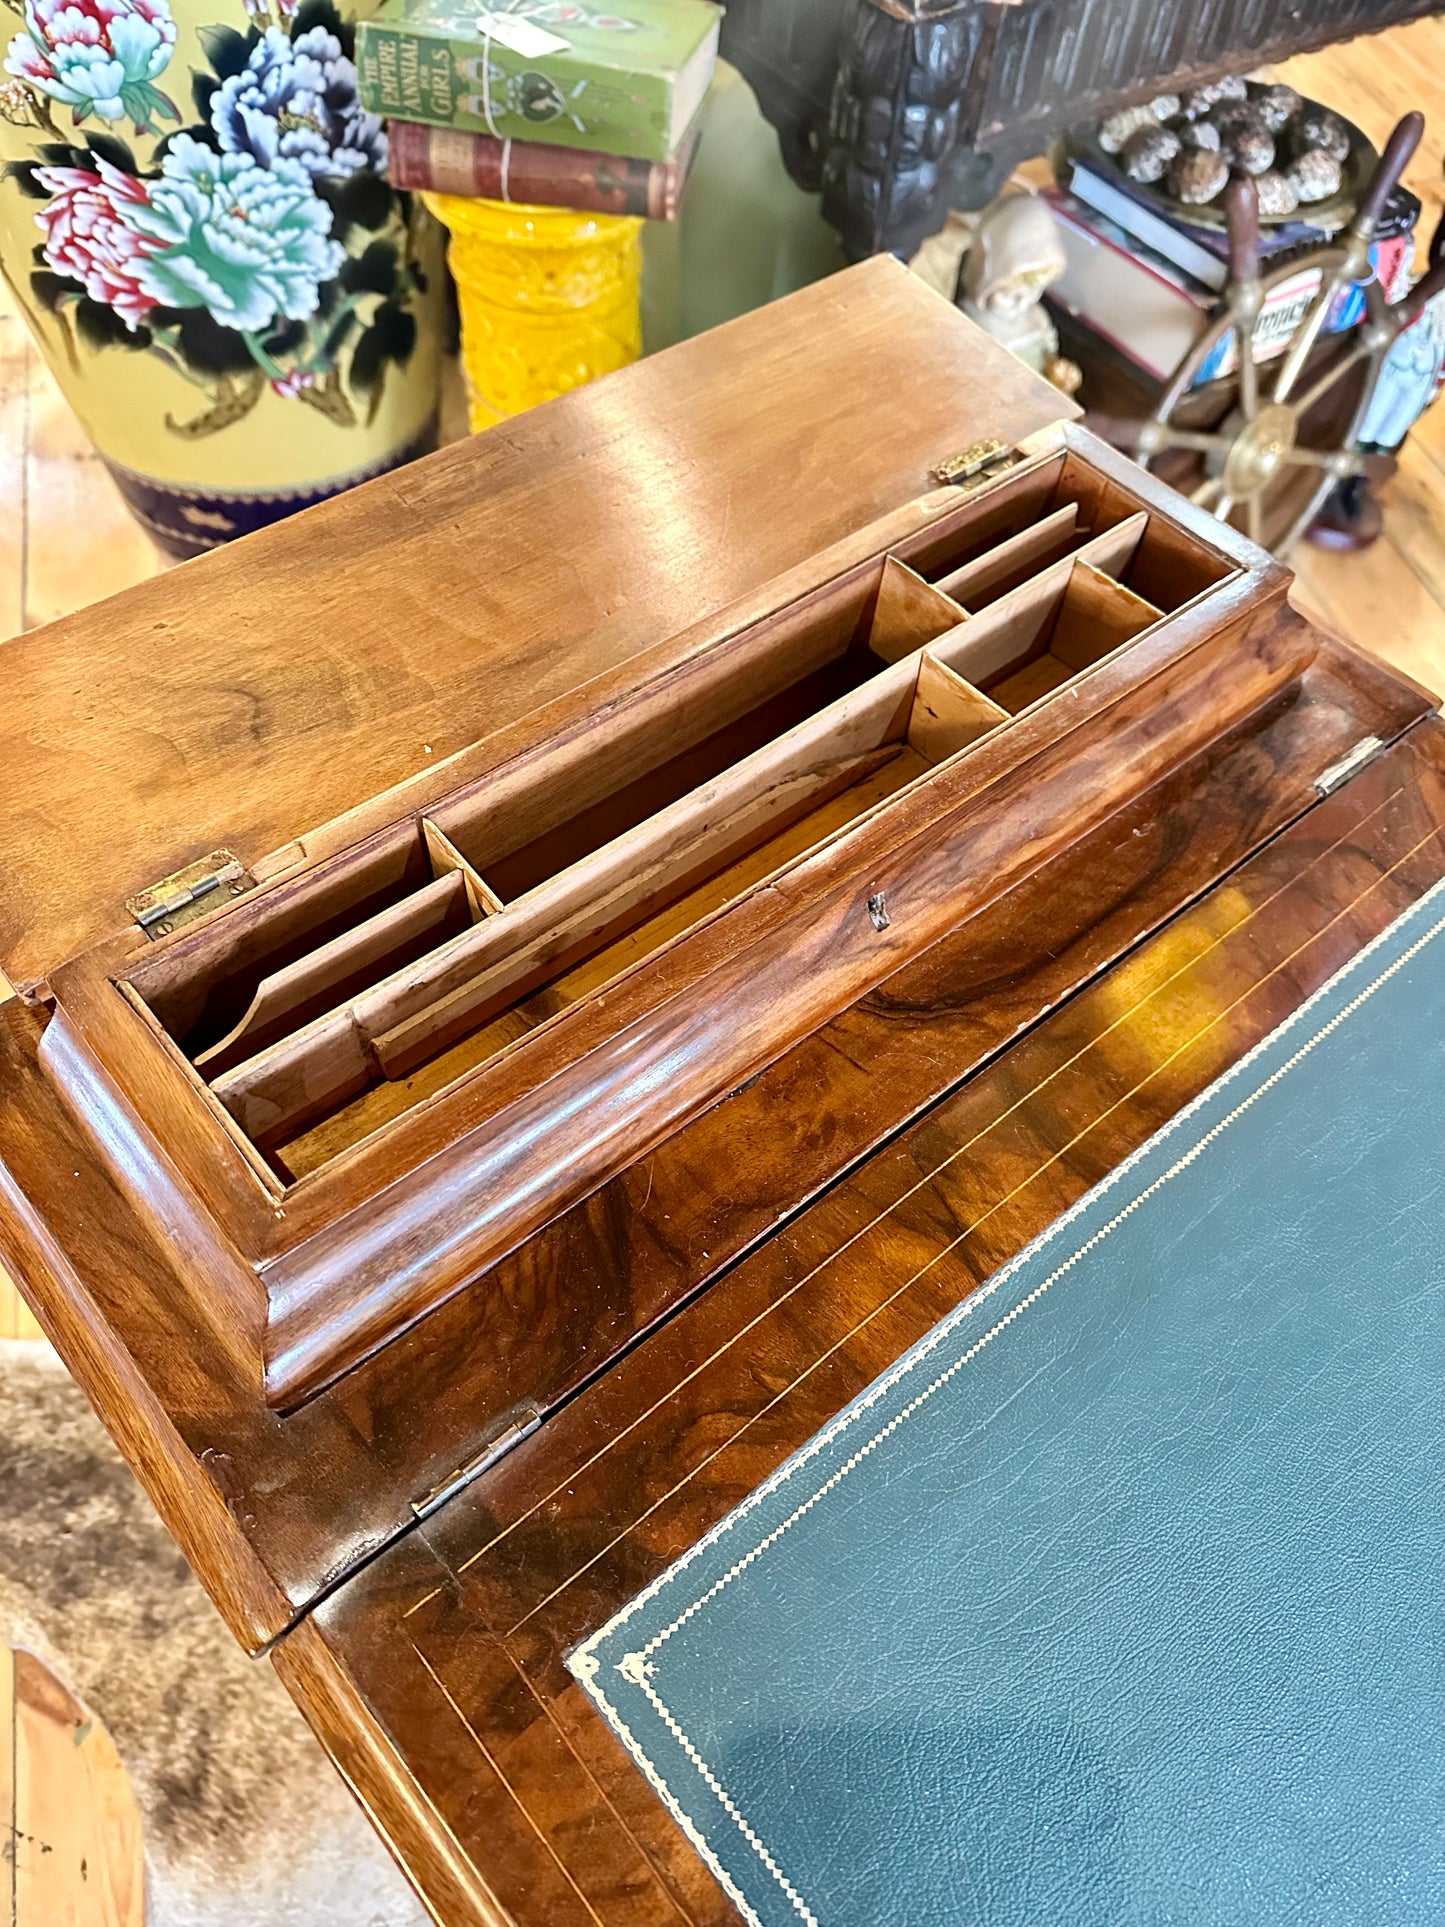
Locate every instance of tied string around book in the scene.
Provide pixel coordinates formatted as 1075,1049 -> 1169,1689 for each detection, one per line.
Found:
473,30 -> 516,201
472,8 -> 574,195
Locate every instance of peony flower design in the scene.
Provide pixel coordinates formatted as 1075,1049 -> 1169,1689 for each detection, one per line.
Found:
121,133 -> 344,333
16,1 -> 422,438
33,154 -> 159,327
5,0 -> 179,133
211,24 -> 386,179
269,366 -> 316,398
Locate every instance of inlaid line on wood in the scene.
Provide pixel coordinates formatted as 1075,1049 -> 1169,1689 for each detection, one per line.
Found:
495,814 -> 1445,1636
408,1640 -> 612,1927
432,773 -> 1414,1603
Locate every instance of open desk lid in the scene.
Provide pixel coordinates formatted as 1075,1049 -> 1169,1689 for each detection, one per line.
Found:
0,256 -> 1073,991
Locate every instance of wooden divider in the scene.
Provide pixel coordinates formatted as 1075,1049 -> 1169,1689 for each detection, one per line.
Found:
933,501 -> 1080,606
191,869 -> 475,1077
421,820 -> 505,916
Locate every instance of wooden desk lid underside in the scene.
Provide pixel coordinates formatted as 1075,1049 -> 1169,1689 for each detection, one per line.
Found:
0,259 -> 1070,990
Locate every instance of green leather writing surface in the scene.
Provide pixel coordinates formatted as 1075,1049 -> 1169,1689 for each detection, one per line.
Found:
571,879 -> 1445,1927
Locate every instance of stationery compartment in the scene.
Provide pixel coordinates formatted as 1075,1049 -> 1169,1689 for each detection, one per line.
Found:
897,448 -> 1236,616
122,449 -> 1228,1190
128,554 -> 982,1172
936,556 -> 1164,714
205,649 -> 1004,1177
130,553 -> 964,1069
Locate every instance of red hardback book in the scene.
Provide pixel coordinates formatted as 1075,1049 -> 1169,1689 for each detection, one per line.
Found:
386,119 -> 699,218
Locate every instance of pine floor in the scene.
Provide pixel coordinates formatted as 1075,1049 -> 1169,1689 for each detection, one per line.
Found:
1268,23 -> 1445,689
1,1647 -> 145,1927
2,17 -> 1445,1922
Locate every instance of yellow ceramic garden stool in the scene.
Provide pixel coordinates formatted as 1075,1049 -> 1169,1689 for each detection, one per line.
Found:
422,192 -> 643,430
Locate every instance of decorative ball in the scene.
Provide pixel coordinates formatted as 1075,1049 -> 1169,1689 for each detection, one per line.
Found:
1123,123 -> 1182,184
1100,103 -> 1164,153
1179,118 -> 1222,152
1288,148 -> 1344,203
1224,122 -> 1276,176
1180,77 -> 1247,119
1210,98 -> 1266,136
1210,94 -> 1255,122
1255,83 -> 1302,133
1254,168 -> 1301,217
1168,147 -> 1229,205
1290,108 -> 1351,163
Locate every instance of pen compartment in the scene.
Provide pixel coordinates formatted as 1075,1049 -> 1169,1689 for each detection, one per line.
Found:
207,645 -> 1005,1176
895,447 -> 1233,614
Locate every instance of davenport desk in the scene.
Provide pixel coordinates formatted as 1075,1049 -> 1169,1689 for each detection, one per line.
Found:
0,258 -> 1441,1924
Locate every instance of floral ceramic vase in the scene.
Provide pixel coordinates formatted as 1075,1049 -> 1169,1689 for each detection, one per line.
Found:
0,0 -> 443,553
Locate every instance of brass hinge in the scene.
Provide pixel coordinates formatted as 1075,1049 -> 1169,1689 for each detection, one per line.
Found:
126,849 -> 255,940
1314,735 -> 1384,797
411,1399 -> 546,1520
933,439 -> 1021,490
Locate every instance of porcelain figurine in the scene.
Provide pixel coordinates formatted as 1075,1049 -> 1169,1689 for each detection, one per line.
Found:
1309,286 -> 1445,551
956,190 -> 1081,396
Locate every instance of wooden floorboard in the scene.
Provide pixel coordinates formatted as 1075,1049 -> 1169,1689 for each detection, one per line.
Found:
3,1648 -> 144,1927
1272,21 -> 1445,680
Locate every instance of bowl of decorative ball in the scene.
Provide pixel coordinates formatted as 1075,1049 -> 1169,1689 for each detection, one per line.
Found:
1068,77 -> 1377,229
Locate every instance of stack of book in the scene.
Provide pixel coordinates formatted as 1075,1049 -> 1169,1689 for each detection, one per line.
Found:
357,0 -> 721,218
1048,156 -> 1418,387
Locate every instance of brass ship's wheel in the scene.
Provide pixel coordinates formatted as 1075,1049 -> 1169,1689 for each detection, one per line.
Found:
1107,114 -> 1445,554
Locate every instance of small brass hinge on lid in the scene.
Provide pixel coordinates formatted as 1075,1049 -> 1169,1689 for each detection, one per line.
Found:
933,439 -> 1021,490
412,1399 -> 546,1520
1313,735 -> 1384,797
127,849 -> 255,940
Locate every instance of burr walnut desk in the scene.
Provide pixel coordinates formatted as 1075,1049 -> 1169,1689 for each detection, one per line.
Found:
0,256 -> 1440,1925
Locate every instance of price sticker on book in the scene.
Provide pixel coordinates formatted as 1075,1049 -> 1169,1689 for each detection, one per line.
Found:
474,10 -> 570,55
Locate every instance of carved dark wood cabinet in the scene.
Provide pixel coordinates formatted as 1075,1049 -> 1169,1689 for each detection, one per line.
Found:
719,0 -> 1443,259
1,260 -> 1441,1926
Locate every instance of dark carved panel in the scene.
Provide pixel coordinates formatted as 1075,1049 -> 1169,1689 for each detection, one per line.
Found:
717,0 -> 844,191
724,0 -> 1442,263
975,0 -> 1441,158
821,0 -> 987,260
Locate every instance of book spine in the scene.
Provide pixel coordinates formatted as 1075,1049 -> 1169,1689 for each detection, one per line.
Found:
386,121 -> 686,218
1065,165 -> 1226,289
358,25 -> 460,127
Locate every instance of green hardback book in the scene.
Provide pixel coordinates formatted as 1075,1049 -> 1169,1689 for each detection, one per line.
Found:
357,0 -> 721,163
